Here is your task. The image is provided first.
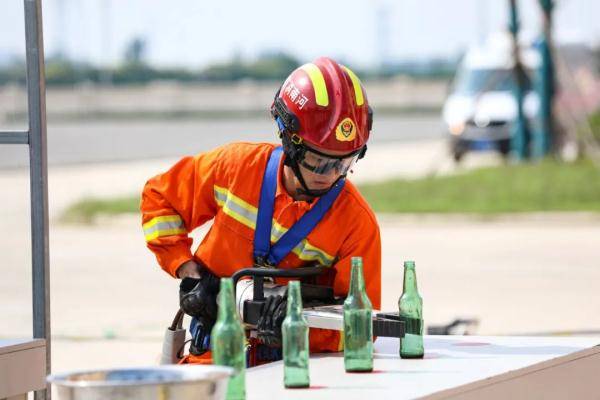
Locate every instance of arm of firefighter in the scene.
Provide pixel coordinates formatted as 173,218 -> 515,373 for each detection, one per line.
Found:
308,209 -> 382,353
141,149 -> 222,277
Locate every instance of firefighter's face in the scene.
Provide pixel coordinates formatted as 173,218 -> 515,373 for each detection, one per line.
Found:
299,161 -> 340,190
298,145 -> 355,191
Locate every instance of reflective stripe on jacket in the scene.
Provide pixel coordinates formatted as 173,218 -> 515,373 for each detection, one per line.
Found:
141,142 -> 381,352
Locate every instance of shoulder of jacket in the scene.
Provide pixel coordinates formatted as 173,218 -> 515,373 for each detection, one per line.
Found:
338,180 -> 379,230
211,142 -> 276,160
200,142 -> 277,177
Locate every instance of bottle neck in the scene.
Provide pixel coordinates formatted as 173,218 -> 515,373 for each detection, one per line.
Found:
349,263 -> 366,297
403,267 -> 418,295
217,279 -> 237,322
286,281 -> 303,318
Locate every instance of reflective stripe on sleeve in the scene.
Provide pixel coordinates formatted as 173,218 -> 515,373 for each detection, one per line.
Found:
143,215 -> 186,241
214,185 -> 335,266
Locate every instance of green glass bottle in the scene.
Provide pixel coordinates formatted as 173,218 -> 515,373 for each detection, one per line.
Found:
399,261 -> 424,359
211,278 -> 246,400
282,280 -> 310,388
343,257 -> 373,372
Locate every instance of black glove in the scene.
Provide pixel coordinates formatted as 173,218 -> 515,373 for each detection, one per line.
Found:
179,266 -> 220,323
256,295 -> 287,347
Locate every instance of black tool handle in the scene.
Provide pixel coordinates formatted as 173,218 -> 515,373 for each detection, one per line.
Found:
231,266 -> 328,296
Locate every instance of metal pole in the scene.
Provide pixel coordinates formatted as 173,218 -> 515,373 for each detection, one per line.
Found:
508,0 -> 531,160
24,0 -> 51,399
533,0 -> 554,158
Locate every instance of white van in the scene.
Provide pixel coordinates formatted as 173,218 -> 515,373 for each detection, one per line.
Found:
442,34 -> 540,161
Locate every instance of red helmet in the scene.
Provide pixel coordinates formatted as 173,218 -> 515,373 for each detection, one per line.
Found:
271,57 -> 373,154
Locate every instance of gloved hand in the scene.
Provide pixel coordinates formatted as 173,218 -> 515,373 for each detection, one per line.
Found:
189,316 -> 213,356
256,295 -> 287,347
179,263 -> 220,323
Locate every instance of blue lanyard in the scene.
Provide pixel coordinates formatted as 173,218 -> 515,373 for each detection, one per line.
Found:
253,146 -> 345,266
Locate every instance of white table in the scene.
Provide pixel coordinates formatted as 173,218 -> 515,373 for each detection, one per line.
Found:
246,335 -> 600,399
0,339 -> 46,400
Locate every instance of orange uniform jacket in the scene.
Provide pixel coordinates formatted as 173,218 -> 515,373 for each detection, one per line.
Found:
141,142 -> 381,352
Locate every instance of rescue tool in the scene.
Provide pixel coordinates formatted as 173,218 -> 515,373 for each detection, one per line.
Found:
231,266 -> 405,339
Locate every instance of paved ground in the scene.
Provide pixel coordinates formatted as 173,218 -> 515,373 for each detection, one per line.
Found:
1,140 -> 599,374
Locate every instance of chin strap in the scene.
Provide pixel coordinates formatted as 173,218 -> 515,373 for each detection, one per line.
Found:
279,126 -> 344,199
284,153 -> 328,199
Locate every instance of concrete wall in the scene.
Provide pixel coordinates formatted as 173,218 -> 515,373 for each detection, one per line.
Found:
0,79 -> 448,123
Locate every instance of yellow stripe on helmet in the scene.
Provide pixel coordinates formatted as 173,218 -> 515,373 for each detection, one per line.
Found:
300,63 -> 329,107
342,66 -> 364,106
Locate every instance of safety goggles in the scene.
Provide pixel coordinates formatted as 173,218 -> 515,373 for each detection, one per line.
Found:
298,145 -> 362,176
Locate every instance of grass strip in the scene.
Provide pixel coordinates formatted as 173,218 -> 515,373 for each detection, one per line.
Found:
60,158 -> 600,223
360,158 -> 600,214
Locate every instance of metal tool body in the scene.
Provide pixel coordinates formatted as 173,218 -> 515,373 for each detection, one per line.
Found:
231,266 -> 404,338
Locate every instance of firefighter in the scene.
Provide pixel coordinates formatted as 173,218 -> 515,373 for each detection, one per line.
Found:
141,56 -> 381,364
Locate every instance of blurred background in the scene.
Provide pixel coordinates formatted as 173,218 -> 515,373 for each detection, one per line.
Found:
1,0 -> 599,373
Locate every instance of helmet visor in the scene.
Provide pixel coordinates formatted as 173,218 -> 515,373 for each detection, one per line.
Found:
298,147 -> 361,176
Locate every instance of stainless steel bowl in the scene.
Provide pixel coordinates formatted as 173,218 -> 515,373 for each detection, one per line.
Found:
47,365 -> 233,400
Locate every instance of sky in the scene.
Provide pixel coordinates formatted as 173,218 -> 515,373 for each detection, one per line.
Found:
1,0 -> 599,69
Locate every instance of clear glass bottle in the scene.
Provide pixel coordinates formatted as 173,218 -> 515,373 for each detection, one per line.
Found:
211,278 -> 246,399
343,257 -> 373,372
282,280 -> 310,388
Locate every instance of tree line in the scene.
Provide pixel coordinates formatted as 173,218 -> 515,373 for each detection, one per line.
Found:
0,51 -> 305,86
0,38 -> 457,87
